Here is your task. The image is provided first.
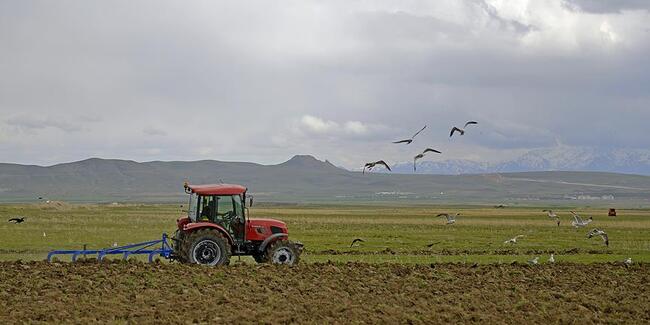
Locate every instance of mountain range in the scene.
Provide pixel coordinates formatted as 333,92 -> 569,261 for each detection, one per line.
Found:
1,155 -> 650,204
392,146 -> 650,176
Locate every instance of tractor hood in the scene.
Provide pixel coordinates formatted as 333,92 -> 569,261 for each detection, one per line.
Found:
248,218 -> 287,230
248,218 -> 289,235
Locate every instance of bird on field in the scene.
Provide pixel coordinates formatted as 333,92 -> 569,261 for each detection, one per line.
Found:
413,148 -> 442,171
549,254 -> 555,263
42,232 -> 46,237
449,121 -> 478,138
528,257 -> 539,265
504,235 -> 524,244
624,257 -> 633,266
586,228 -> 609,246
363,160 -> 391,174
426,242 -> 442,248
543,210 -> 561,227
8,217 -> 25,224
350,238 -> 365,248
112,242 -> 118,247
494,204 -> 506,209
570,211 -> 593,228
436,213 -> 458,225
393,125 -> 427,145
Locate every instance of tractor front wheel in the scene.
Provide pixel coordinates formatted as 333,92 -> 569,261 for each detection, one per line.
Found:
266,240 -> 301,266
185,229 -> 231,266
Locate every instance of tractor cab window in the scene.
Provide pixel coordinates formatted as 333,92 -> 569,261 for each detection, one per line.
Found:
198,195 -> 217,222
187,193 -> 199,222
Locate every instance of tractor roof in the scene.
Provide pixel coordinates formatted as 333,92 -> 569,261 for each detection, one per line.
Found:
187,184 -> 247,196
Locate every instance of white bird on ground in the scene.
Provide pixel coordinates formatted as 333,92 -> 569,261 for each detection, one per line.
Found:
549,254 -> 555,263
624,257 -> 632,266
112,242 -> 118,247
528,257 -> 539,265
570,211 -> 593,228
42,232 -> 46,237
436,213 -> 458,225
504,235 -> 524,244
586,228 -> 609,247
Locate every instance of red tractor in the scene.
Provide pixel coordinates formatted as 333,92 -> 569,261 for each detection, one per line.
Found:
172,183 -> 303,266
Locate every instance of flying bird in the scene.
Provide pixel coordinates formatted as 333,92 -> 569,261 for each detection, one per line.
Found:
504,235 -> 524,244
413,148 -> 442,171
449,121 -> 478,138
570,211 -> 593,228
549,254 -> 555,263
544,210 -> 561,227
436,213 -> 458,225
393,125 -> 427,145
8,217 -> 25,224
350,238 -> 365,248
528,257 -> 539,265
586,228 -> 609,246
363,160 -> 391,174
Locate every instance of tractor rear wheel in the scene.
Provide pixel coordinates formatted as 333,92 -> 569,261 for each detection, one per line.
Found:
266,240 -> 301,265
173,229 -> 188,263
184,229 -> 231,266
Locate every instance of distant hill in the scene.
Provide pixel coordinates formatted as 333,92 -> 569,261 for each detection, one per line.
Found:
1,155 -> 650,204
392,146 -> 650,176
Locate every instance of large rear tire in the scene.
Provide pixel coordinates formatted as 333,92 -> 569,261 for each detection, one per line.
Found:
266,240 -> 301,266
184,229 -> 231,266
173,229 -> 188,263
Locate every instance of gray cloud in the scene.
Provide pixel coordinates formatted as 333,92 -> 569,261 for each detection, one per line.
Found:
0,1 -> 648,168
565,0 -> 650,13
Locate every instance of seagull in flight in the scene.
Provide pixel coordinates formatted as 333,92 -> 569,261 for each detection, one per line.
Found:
586,228 -> 609,246
413,148 -> 442,171
350,238 -> 365,248
449,121 -> 478,138
393,125 -> 427,145
543,210 -> 561,227
436,213 -> 458,225
363,160 -> 391,174
504,235 -> 524,244
8,217 -> 25,224
570,211 -> 593,228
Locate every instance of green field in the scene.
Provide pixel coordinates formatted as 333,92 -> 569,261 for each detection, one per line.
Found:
1,202 -> 649,264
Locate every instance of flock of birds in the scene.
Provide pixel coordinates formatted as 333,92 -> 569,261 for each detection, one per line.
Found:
349,208 -> 633,266
363,121 -> 478,173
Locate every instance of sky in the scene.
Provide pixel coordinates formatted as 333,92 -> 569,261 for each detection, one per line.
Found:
0,0 -> 649,169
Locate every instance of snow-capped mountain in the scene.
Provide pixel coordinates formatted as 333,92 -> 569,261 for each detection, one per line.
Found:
391,147 -> 650,175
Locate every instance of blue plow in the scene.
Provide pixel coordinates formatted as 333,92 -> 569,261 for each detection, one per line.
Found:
47,233 -> 174,263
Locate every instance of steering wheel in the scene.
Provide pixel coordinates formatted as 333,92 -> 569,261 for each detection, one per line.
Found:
222,211 -> 237,223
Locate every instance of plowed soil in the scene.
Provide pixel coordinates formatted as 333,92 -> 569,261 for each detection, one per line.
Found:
1,261 -> 648,324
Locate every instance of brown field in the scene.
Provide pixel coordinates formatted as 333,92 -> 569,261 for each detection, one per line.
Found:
1,261 -> 648,324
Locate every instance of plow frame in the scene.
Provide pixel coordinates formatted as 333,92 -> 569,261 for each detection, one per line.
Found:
47,233 -> 174,263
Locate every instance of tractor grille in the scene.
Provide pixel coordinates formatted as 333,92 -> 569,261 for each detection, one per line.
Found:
270,226 -> 283,234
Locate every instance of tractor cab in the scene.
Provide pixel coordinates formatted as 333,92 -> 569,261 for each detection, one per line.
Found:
185,184 -> 248,242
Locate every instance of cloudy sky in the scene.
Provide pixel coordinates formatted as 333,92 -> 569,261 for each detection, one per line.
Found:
1,0 -> 649,168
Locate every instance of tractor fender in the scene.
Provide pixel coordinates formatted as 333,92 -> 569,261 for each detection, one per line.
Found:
258,233 -> 288,252
183,222 -> 235,246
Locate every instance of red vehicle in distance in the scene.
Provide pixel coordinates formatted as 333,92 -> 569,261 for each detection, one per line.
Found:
173,183 -> 302,266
